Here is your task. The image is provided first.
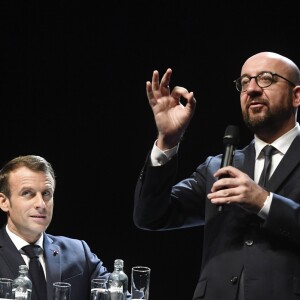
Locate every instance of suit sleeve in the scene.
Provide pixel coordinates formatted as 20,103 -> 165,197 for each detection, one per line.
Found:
263,193 -> 300,246
134,152 -> 213,231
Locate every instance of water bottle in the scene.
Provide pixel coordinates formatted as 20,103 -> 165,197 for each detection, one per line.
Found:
108,259 -> 128,300
12,265 -> 32,300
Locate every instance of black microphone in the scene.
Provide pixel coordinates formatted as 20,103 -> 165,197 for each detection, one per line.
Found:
217,125 -> 240,212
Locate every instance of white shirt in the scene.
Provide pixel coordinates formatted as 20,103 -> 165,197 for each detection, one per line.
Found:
6,225 -> 47,279
254,123 -> 300,218
150,123 -> 300,219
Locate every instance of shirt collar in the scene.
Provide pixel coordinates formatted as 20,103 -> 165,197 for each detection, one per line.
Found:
254,122 -> 300,159
6,225 -> 44,251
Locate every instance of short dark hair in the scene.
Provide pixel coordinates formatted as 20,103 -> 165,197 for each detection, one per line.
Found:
0,155 -> 56,198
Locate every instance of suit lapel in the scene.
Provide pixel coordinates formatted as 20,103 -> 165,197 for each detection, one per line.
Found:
0,226 -> 26,279
233,134 -> 300,193
43,233 -> 61,300
233,140 -> 256,179
267,133 -> 300,191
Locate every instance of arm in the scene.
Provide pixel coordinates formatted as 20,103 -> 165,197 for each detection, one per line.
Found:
264,193 -> 300,246
133,68 -> 200,230
134,153 -> 212,231
207,166 -> 300,245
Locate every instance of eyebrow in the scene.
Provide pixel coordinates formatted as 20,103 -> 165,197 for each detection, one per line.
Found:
240,70 -> 273,77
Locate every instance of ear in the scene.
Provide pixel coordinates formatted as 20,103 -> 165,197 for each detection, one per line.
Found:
0,193 -> 10,212
293,86 -> 300,108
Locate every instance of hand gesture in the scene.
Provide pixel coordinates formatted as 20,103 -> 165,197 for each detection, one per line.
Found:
146,68 -> 196,150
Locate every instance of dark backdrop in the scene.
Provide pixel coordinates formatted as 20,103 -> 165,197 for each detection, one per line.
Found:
1,1 -> 300,299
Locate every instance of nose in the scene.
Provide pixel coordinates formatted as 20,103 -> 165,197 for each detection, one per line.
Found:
34,194 -> 46,208
246,78 -> 263,95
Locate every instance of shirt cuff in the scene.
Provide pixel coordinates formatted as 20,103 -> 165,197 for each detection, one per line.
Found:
150,140 -> 179,166
257,192 -> 273,219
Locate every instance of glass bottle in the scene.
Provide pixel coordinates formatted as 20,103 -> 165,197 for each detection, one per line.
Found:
108,259 -> 128,300
12,265 -> 32,300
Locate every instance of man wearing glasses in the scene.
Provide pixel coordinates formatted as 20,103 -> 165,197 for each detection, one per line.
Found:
134,52 -> 300,300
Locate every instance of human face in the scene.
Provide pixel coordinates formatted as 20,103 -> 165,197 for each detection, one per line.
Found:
239,53 -> 297,141
0,166 -> 54,243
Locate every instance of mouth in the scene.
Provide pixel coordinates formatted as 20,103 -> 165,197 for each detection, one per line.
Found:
247,99 -> 268,110
31,215 -> 46,219
250,103 -> 265,109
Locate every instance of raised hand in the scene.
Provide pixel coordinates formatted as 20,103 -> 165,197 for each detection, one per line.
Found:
146,68 -> 196,150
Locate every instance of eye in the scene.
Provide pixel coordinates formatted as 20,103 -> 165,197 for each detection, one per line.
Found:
258,73 -> 273,84
42,190 -> 53,201
22,190 -> 34,198
240,77 -> 250,87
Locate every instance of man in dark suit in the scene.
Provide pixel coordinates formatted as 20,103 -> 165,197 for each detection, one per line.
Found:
134,52 -> 300,299
0,155 -> 130,300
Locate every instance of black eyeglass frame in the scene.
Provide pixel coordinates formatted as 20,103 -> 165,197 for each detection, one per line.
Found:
233,71 -> 296,92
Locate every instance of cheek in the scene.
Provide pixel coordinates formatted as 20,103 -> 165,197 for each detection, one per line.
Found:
9,208 -> 24,220
240,97 -> 247,110
46,201 -> 54,213
47,200 -> 54,208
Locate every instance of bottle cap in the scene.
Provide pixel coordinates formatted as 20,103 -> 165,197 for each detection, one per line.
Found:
114,259 -> 124,268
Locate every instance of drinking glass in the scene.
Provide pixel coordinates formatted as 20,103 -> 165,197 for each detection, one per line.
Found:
131,266 -> 150,300
0,278 -> 13,299
53,282 -> 71,300
90,278 -> 110,300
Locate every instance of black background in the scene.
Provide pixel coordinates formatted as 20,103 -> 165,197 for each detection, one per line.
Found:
1,1 -> 300,299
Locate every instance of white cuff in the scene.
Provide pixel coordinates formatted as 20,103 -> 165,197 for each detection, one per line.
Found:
150,140 -> 179,166
257,192 -> 273,219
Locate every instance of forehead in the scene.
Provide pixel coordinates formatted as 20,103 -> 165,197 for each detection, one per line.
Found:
241,54 -> 289,76
9,166 -> 54,188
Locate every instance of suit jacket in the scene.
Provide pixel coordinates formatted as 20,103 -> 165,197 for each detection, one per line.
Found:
134,133 -> 300,300
0,226 -> 111,300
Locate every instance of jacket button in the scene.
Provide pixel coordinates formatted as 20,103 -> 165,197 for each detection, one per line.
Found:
245,240 -> 253,246
230,276 -> 238,284
139,170 -> 144,180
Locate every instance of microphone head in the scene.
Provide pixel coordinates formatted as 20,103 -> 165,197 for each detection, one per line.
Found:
223,125 -> 239,146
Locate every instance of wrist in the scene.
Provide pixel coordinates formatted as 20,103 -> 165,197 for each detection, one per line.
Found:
157,133 -> 182,150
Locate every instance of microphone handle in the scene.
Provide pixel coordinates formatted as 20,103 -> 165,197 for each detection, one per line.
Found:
217,145 -> 235,212
217,172 -> 231,212
220,144 -> 235,168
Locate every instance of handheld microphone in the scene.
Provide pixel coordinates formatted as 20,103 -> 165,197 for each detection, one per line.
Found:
217,125 -> 240,212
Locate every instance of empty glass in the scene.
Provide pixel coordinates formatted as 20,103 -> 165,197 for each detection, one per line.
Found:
90,278 -> 110,300
0,278 -> 13,299
131,266 -> 150,300
53,282 -> 71,300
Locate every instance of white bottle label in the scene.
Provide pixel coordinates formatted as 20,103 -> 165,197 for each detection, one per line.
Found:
110,284 -> 123,293
15,290 -> 28,297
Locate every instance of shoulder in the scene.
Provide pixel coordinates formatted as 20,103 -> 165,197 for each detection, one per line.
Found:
197,141 -> 255,170
44,233 -> 91,251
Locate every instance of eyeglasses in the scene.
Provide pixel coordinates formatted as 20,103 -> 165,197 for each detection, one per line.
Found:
234,71 -> 296,92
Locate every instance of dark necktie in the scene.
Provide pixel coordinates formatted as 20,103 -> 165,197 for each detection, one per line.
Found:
258,145 -> 276,187
22,244 -> 47,300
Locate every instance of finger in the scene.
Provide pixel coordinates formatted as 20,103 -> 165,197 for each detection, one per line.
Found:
169,88 -> 196,116
170,86 -> 192,103
159,68 -> 172,93
185,91 -> 196,111
152,70 -> 160,91
208,190 -> 235,204
213,166 -> 239,179
146,81 -> 156,106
